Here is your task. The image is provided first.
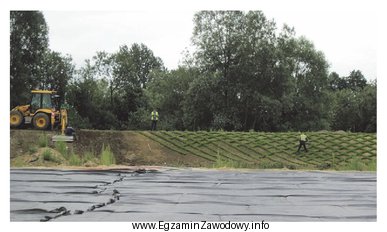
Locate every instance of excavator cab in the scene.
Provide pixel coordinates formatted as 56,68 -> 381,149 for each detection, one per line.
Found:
29,91 -> 55,113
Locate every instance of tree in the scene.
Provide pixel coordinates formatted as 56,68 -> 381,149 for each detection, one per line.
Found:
328,72 -> 346,91
128,43 -> 164,88
327,70 -> 374,132
285,36 -> 330,131
110,44 -> 163,125
192,11 -> 281,130
183,73 -> 218,130
10,11 -> 49,107
192,11 -> 244,110
67,43 -> 164,129
331,80 -> 376,132
191,11 -> 330,131
346,70 -> 367,90
331,89 -> 357,131
67,60 -> 118,129
93,51 -> 116,107
328,70 -> 367,91
146,67 -> 197,130
37,51 -> 75,103
358,83 -> 376,132
237,12 -> 281,130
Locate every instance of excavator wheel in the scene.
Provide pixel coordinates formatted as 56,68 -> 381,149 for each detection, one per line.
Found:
33,113 -> 50,130
10,111 -> 23,128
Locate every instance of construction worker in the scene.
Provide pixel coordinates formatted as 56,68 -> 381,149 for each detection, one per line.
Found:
65,124 -> 76,141
65,125 -> 75,136
151,109 -> 159,131
297,132 -> 308,153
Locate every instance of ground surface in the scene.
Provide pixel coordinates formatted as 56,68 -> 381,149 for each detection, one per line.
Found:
10,130 -> 210,167
10,168 -> 376,222
10,130 -> 377,170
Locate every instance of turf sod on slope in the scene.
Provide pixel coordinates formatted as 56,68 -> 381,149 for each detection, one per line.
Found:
141,131 -> 376,170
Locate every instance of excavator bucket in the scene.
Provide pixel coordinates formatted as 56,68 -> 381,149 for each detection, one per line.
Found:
52,135 -> 74,142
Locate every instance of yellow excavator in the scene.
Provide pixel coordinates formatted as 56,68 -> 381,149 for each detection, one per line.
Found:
10,90 -> 71,141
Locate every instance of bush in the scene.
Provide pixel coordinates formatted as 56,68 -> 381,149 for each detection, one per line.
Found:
127,107 -> 150,130
42,149 -> 54,162
100,144 -> 116,166
67,105 -> 92,129
28,146 -> 38,154
211,113 -> 242,131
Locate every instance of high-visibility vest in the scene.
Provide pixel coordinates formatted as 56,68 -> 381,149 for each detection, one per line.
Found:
151,111 -> 159,121
300,134 -> 307,141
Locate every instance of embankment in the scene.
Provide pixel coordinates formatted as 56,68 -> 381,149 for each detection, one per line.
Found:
10,130 -> 376,170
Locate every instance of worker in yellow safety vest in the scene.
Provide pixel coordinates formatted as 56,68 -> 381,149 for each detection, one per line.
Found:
297,132 -> 308,153
151,109 -> 159,131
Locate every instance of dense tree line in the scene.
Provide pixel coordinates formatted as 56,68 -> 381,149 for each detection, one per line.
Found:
10,11 -> 376,132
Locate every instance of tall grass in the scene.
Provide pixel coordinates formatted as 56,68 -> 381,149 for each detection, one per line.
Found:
331,153 -> 336,169
344,157 -> 376,171
28,146 -> 38,154
68,153 -> 82,166
100,144 -> 116,166
343,156 -> 367,171
81,151 -> 98,166
83,151 -> 95,162
367,158 -> 377,171
42,149 -> 56,162
38,134 -> 48,147
213,157 -> 246,169
212,151 -> 251,169
257,160 -> 284,169
55,141 -> 68,158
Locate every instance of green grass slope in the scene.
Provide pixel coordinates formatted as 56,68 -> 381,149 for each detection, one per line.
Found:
140,131 -> 376,171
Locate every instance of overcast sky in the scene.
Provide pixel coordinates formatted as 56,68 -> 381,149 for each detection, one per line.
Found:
43,10 -> 377,80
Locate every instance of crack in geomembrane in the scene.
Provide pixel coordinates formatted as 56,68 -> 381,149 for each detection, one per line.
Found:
39,169 -> 151,222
